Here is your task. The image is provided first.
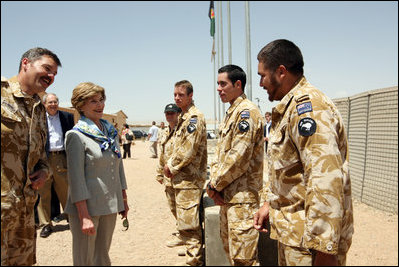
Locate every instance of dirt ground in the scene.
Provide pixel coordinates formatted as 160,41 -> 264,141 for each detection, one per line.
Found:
35,140 -> 398,266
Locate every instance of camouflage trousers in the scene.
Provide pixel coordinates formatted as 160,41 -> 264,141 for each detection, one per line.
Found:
175,188 -> 204,266
277,242 -> 347,266
220,203 -> 259,266
1,197 -> 37,266
165,185 -> 177,225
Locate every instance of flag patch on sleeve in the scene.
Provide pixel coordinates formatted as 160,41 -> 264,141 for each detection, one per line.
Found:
241,111 -> 250,119
296,102 -> 313,115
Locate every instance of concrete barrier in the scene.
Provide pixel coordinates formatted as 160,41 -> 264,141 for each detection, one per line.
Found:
203,193 -> 231,266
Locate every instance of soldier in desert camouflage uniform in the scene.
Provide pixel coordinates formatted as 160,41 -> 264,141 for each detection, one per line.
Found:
253,39 -> 354,266
164,80 -> 207,266
1,47 -> 62,265
156,103 -> 185,248
207,64 -> 264,266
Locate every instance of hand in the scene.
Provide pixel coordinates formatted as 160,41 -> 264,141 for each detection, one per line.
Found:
29,169 -> 47,190
313,251 -> 338,266
81,216 -> 96,236
119,198 -> 129,219
163,165 -> 173,178
206,182 -> 224,206
253,202 -> 269,233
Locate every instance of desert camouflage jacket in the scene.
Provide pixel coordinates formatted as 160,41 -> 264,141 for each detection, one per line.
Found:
167,103 -> 207,189
1,76 -> 49,223
210,94 -> 264,204
156,125 -> 175,186
266,76 -> 354,255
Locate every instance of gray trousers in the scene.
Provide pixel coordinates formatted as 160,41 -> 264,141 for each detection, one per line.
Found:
69,213 -> 117,266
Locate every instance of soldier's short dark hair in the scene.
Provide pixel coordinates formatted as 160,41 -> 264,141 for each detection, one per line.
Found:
218,64 -> 246,91
18,47 -> 62,72
257,39 -> 304,76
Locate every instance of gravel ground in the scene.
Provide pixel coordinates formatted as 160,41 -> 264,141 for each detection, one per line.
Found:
35,140 -> 398,266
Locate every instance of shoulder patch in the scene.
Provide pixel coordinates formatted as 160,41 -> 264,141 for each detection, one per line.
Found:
187,123 -> 196,133
296,102 -> 313,115
298,117 -> 316,136
240,110 -> 250,119
238,120 -> 250,132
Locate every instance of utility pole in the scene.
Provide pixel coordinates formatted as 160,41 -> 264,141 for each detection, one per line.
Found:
245,1 -> 252,101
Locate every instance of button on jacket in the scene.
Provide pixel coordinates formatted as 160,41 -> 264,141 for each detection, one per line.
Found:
265,76 -> 354,255
210,94 -> 264,204
157,126 -> 175,186
166,104 -> 207,189
1,76 -> 49,217
64,130 -> 127,216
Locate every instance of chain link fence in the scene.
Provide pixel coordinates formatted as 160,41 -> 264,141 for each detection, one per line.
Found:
334,86 -> 398,213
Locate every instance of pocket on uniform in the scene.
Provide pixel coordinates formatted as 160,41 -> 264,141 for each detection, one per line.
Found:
221,123 -> 233,152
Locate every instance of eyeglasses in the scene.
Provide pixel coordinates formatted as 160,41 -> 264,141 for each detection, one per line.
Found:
122,218 -> 129,231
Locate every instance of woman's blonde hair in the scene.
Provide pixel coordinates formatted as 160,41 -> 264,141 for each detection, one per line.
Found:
71,82 -> 106,115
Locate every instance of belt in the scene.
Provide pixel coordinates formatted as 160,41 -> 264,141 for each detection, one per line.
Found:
49,150 -> 65,155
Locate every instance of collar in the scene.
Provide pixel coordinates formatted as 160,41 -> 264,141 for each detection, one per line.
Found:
8,76 -> 38,101
46,111 -> 60,119
226,94 -> 246,116
273,76 -> 307,117
181,103 -> 195,121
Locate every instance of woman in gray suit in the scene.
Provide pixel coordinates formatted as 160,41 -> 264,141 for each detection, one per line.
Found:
64,82 -> 129,266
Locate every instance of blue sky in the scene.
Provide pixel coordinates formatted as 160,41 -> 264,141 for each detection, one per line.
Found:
1,1 -> 398,125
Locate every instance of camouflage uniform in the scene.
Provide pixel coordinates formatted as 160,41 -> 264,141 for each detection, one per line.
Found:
1,76 -> 50,266
210,94 -> 264,266
156,126 -> 177,220
166,103 -> 207,266
265,76 -> 354,266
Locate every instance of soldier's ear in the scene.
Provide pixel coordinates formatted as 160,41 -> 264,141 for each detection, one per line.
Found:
234,80 -> 242,90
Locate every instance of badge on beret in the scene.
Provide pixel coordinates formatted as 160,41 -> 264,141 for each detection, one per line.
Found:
241,110 -> 250,119
238,120 -> 250,132
190,117 -> 198,124
298,117 -> 316,136
296,102 -> 313,115
187,123 -> 196,133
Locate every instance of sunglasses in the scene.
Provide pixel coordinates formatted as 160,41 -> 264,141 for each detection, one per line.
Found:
122,218 -> 129,231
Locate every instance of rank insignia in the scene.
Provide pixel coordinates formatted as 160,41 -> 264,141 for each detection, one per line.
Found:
190,117 -> 198,124
187,123 -> 196,133
296,102 -> 313,115
241,110 -> 250,119
238,120 -> 250,132
298,117 -> 316,136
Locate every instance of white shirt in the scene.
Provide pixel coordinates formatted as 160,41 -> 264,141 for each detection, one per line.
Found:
148,125 -> 159,142
47,112 -> 64,151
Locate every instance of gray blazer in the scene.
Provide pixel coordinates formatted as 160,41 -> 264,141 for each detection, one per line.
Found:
64,130 -> 127,217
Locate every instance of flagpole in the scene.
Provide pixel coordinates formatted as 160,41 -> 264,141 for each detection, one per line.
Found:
227,1 -> 232,64
245,1 -> 252,101
216,1 -> 221,124
213,54 -> 217,134
218,1 -> 226,116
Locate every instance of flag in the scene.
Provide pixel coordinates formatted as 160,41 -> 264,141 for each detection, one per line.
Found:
209,1 -> 216,61
208,1 -> 215,37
